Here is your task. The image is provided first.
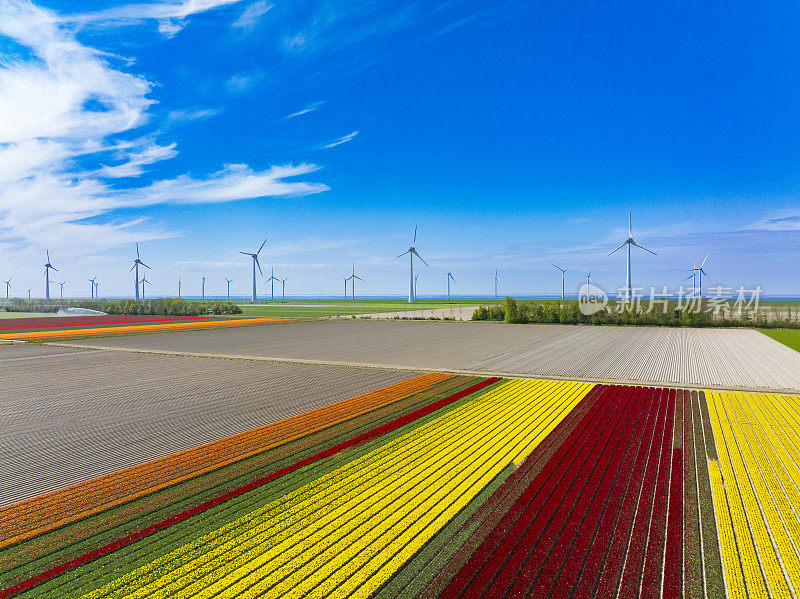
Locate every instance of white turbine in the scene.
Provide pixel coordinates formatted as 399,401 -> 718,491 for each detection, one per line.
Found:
201,275 -> 206,300
397,227 -> 428,303
3,276 -> 12,299
239,238 -> 267,303
266,266 -> 279,300
493,269 -> 500,299
280,277 -> 288,299
345,263 -> 363,299
130,243 -> 150,300
607,212 -> 656,302
688,254 -> 710,297
225,277 -> 235,299
446,269 -> 456,301
552,264 -> 570,300
88,275 -> 97,299
44,250 -> 58,301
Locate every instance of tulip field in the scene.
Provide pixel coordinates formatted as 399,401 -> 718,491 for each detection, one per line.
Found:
2,372 -> 800,598
0,316 -> 295,340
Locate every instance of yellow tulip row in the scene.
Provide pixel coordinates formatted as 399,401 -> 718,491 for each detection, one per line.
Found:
82,378 -> 592,598
707,389 -> 800,599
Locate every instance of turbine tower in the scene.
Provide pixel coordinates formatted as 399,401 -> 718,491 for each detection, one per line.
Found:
493,269 -> 500,299
346,263 -> 363,299
44,250 -> 58,300
397,226 -> 428,303
55,280 -> 66,299
225,277 -> 234,299
446,269 -> 456,301
607,212 -> 656,302
130,243 -> 150,300
280,277 -> 288,299
140,274 -> 150,299
88,275 -> 97,299
177,278 -> 182,298
414,273 -> 420,298
552,264 -> 568,300
3,276 -> 11,299
240,238 -> 267,303
201,276 -> 206,300
689,254 -> 710,298
266,266 -> 279,300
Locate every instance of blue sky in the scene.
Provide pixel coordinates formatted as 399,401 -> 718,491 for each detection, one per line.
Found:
0,0 -> 798,299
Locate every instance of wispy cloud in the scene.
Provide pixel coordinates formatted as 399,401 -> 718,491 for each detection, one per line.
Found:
60,0 -> 244,37
322,130 -> 359,149
284,101 -> 324,120
165,107 -> 220,127
232,0 -> 272,29
225,71 -> 264,94
748,210 -> 800,231
0,0 -> 327,256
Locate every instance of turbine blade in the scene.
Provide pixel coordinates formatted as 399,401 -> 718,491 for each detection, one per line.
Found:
632,241 -> 657,255
396,250 -> 411,258
684,274 -> 693,281
255,256 -> 263,276
257,237 -> 268,255
141,262 -> 151,269
354,275 -> 364,281
700,253 -> 709,268
607,241 -> 628,256
52,266 -> 59,272
412,249 -> 429,266
239,251 -> 251,256
628,212 -> 632,237
130,263 -> 136,272
136,242 -> 140,259
413,225 -> 417,245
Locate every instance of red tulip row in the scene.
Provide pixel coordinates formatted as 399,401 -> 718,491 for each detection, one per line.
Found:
440,384 -> 683,599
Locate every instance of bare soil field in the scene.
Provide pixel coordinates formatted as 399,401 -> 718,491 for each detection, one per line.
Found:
0,343 -> 416,506
65,319 -> 800,392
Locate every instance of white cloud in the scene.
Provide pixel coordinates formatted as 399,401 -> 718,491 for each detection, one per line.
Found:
284,101 -> 324,120
0,0 -> 328,257
748,210 -> 800,231
61,0 -> 244,37
98,142 -> 178,178
322,130 -> 359,149
165,107 -> 220,127
232,0 -> 272,29
225,72 -> 263,94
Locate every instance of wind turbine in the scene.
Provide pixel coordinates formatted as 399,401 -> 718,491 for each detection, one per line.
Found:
225,277 -> 234,299
266,266 -> 279,300
55,280 -> 66,299
201,276 -> 206,300
586,273 -> 591,288
240,238 -> 267,303
94,280 -> 100,298
689,254 -> 710,298
140,274 -> 150,299
341,275 -> 348,299
88,275 -> 97,298
130,243 -> 150,300
28,289 -> 31,301
44,250 -> 58,300
493,269 -> 500,299
345,263 -> 363,299
607,212 -> 656,302
177,278 -> 182,298
552,264 -> 569,300
3,276 -> 11,299
397,226 -> 428,303
446,269 -> 456,301
414,273 -> 420,298
280,277 -> 288,299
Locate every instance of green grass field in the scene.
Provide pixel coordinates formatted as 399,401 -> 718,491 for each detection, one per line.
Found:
759,328 -> 800,353
0,311 -> 58,319
238,299 -> 487,318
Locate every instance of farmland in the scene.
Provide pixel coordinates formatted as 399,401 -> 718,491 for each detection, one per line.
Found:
3,317 -> 800,598
3,369 -> 800,598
